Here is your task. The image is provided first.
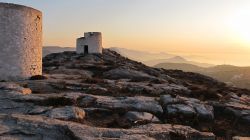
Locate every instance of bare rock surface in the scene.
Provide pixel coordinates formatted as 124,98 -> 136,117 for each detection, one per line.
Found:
119,111 -> 160,127
48,106 -> 85,121
160,95 -> 214,121
94,95 -> 163,116
0,114 -> 215,140
103,67 -> 157,81
0,49 -> 249,139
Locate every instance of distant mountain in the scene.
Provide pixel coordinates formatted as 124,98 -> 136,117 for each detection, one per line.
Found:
165,56 -> 187,62
155,63 -> 250,89
155,62 -> 205,72
205,65 -> 242,72
204,65 -> 250,84
145,56 -> 214,67
43,46 -> 74,57
109,47 -> 175,63
109,47 -> 213,67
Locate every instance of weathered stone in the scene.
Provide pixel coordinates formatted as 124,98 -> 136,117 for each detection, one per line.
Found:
0,82 -> 32,95
15,94 -> 75,107
112,81 -> 190,96
193,103 -> 214,120
27,81 -> 58,93
0,114 -> 215,140
160,95 -> 181,105
0,114 -> 79,140
161,95 -> 214,121
133,124 -> 215,140
77,95 -> 97,107
167,104 -> 196,117
28,106 -> 51,115
240,115 -> 250,124
0,92 -> 34,114
48,106 -> 85,121
48,74 -> 83,80
122,111 -> 160,125
120,135 -> 156,140
95,95 -> 163,116
50,68 -> 93,78
103,67 -> 156,81
84,108 -> 113,117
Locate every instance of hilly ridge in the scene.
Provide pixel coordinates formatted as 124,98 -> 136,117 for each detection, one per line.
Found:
155,63 -> 250,89
43,46 -> 74,57
155,62 -> 206,72
109,47 -> 214,67
109,48 -> 250,89
42,46 -> 250,90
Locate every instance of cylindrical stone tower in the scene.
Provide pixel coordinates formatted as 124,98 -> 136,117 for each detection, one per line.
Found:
76,32 -> 102,54
0,3 -> 42,80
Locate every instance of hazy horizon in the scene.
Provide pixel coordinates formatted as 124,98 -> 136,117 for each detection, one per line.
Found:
1,0 -> 250,66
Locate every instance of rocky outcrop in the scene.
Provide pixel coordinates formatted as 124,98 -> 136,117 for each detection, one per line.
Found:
0,49 -> 249,139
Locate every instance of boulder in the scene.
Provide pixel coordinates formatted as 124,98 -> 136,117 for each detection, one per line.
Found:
192,103 -> 214,120
160,95 -> 214,121
28,106 -> 52,115
120,111 -> 160,127
77,95 -> 97,107
0,82 -> 32,95
48,106 -> 85,121
167,104 -> 196,117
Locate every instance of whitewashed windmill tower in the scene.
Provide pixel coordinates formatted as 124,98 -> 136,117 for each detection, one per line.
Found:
76,32 -> 103,54
0,3 -> 42,80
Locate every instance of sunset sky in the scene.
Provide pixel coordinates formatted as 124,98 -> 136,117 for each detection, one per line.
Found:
1,0 -> 250,66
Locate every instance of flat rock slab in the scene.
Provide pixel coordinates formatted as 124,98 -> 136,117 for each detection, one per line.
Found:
0,82 -> 32,95
103,67 -> 156,81
94,95 -> 163,116
0,114 -> 215,140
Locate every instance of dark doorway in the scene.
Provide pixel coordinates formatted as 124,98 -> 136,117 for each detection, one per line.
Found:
84,45 -> 89,54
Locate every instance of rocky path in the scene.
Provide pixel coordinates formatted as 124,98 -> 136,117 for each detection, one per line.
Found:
0,49 -> 249,139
